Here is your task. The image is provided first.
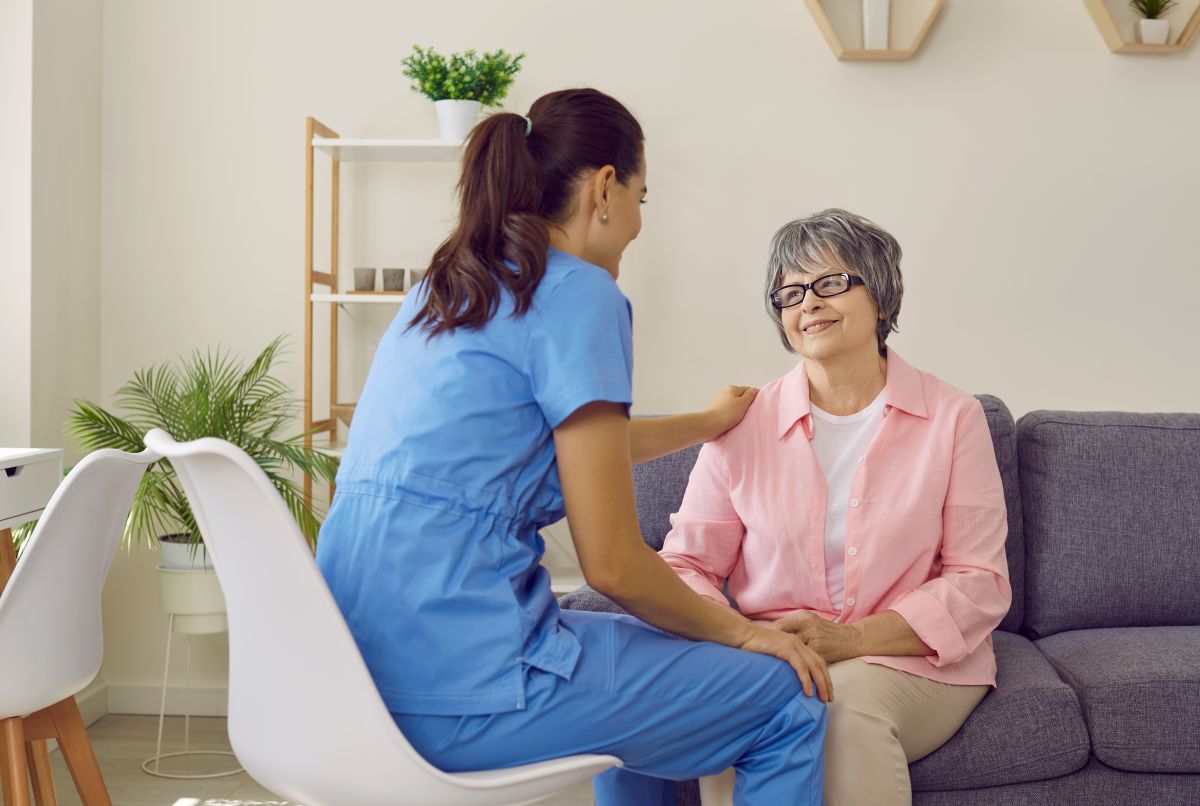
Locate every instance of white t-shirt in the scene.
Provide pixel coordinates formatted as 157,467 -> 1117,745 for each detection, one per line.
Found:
810,389 -> 887,612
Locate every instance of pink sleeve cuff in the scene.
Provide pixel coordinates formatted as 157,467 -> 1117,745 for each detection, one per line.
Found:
672,568 -> 730,606
889,589 -> 969,667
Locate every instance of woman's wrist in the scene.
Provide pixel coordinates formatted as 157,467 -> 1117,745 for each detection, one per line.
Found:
845,621 -> 867,659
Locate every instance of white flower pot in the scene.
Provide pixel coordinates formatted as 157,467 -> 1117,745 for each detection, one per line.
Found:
159,536 -> 214,570
157,566 -> 227,635
863,0 -> 890,50
434,99 -> 482,141
1138,19 -> 1171,45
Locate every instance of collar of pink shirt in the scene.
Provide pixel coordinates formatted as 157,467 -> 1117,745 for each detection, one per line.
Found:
777,348 -> 929,441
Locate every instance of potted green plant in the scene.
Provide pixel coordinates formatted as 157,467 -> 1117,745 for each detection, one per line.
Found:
400,45 -> 525,140
1131,0 -> 1177,44
66,336 -> 339,573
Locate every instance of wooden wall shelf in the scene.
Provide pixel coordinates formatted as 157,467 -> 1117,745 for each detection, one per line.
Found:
805,0 -> 944,61
1083,0 -> 1200,54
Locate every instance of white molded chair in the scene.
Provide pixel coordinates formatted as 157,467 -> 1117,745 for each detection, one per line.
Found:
143,428 -> 620,806
0,445 -> 160,806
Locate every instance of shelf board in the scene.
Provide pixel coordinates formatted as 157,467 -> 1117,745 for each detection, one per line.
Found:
1113,43 -> 1185,53
312,137 -> 464,162
313,442 -> 346,459
311,293 -> 406,305
837,48 -> 920,61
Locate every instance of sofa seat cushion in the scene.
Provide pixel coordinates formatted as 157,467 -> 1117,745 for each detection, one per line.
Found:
910,631 -> 1090,790
1036,626 -> 1200,773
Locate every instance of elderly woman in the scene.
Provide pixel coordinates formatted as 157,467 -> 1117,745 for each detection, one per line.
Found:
659,209 -> 1011,806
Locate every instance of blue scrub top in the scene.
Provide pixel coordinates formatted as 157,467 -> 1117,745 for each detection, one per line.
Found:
316,247 -> 634,716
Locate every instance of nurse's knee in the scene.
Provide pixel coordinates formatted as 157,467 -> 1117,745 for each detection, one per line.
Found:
769,668 -> 828,740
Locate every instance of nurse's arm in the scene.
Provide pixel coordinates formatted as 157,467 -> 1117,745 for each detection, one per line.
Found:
555,400 -> 832,702
629,385 -> 757,463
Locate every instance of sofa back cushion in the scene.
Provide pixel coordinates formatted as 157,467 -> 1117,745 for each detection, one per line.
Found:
634,396 -> 1025,633
1018,411 -> 1200,638
631,434 -> 701,550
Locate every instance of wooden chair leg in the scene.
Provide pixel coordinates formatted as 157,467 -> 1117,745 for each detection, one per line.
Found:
0,717 -> 31,806
45,700 -> 109,806
24,742 -> 55,806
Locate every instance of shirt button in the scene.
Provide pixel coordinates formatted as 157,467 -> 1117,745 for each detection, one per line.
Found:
848,547 -> 858,556
850,498 -> 860,507
846,597 -> 857,606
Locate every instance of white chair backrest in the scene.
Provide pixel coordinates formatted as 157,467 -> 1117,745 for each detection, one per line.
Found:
0,446 -> 158,719
141,429 -> 440,796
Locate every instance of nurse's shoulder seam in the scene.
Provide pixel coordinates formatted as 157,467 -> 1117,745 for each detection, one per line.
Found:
530,262 -> 629,323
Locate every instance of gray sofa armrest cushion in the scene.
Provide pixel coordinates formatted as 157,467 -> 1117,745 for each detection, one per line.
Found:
975,394 -> 1024,633
558,585 -> 628,615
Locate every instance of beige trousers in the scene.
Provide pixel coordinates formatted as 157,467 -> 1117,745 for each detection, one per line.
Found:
699,659 -> 988,806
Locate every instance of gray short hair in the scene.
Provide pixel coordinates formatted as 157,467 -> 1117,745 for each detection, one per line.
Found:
764,208 -> 904,356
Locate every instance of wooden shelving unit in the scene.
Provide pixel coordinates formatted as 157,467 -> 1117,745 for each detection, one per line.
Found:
1083,0 -> 1200,54
805,0 -> 944,61
303,117 -> 462,501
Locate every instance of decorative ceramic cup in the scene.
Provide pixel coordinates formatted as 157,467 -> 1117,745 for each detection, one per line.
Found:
382,268 -> 407,292
354,267 -> 376,292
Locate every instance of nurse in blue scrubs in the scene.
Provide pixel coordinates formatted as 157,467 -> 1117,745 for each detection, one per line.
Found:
316,88 -> 829,805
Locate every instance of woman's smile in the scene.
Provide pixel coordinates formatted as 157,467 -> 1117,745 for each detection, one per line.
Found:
802,318 -> 839,335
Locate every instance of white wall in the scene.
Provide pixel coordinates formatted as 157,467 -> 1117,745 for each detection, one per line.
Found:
32,0 -> 103,455
94,0 -> 1200,698
0,0 -> 34,448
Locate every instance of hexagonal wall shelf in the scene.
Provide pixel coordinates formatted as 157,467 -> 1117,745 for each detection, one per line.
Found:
805,0 -> 944,61
1084,0 -> 1200,54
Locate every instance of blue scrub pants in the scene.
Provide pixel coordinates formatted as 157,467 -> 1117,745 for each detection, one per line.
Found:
393,610 -> 826,805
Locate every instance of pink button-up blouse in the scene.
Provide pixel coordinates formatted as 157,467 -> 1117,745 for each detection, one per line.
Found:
660,351 -> 1011,687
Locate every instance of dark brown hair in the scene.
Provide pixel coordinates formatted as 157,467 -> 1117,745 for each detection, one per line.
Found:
409,88 -> 644,336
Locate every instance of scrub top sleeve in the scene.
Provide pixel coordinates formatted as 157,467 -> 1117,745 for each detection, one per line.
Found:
527,269 -> 634,429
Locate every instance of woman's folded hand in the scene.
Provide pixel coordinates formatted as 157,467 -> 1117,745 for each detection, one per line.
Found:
772,612 -> 864,665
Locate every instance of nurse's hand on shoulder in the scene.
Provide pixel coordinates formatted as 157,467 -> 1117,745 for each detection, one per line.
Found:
738,622 -> 833,703
704,385 -> 759,441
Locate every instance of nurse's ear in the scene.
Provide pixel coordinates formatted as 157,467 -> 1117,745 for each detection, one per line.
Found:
589,165 -> 617,223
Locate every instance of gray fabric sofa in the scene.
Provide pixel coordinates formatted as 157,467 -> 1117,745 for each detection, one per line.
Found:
559,398 -> 1200,804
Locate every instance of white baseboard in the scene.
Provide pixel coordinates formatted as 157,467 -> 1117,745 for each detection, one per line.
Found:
106,684 -> 229,717
76,682 -> 109,727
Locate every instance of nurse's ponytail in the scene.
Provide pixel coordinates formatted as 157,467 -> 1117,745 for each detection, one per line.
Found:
410,88 -> 643,337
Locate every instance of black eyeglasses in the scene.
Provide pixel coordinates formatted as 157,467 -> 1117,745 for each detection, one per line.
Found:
769,273 -> 865,310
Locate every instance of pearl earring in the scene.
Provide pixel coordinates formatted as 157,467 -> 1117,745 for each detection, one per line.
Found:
600,213 -> 609,223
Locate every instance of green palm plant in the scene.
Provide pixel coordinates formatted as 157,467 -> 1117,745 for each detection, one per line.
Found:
13,336 -> 338,559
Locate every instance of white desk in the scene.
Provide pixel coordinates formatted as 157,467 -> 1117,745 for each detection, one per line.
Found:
1,447 -> 63,585
0,448 -> 66,806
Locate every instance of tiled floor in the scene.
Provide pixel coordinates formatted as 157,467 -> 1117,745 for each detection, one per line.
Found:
41,714 -> 595,805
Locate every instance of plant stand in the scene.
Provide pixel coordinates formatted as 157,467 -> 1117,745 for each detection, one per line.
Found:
141,567 -> 242,780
